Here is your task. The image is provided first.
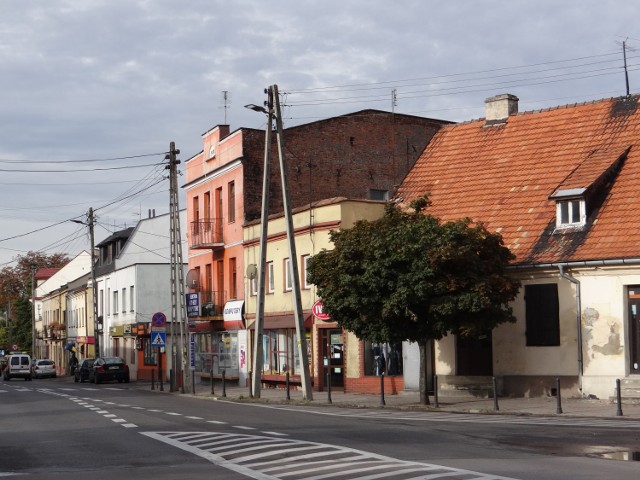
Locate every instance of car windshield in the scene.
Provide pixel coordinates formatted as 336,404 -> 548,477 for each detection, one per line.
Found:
103,357 -> 125,365
38,360 -> 53,366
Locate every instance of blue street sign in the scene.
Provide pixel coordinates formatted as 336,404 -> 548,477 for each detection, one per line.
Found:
151,332 -> 166,347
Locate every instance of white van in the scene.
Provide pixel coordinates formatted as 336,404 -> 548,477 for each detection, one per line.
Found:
3,354 -> 32,381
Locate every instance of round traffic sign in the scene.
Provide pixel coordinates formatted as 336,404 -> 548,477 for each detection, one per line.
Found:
152,312 -> 167,327
312,300 -> 330,320
11,344 -> 19,351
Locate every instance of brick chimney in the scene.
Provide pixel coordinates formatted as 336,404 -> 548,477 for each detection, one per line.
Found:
484,94 -> 519,125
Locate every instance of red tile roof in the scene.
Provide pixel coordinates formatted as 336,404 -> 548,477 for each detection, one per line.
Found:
35,268 -> 60,280
396,95 -> 640,266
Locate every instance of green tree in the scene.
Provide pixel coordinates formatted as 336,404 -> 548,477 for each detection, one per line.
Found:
0,251 -> 70,354
307,199 -> 520,404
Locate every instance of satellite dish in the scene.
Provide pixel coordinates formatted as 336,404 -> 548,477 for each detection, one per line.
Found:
246,264 -> 258,279
186,269 -> 200,290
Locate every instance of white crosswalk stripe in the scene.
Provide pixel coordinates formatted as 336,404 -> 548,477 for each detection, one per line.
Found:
142,431 -> 517,480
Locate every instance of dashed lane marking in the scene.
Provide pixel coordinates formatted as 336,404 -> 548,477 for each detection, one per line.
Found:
142,431 -> 517,480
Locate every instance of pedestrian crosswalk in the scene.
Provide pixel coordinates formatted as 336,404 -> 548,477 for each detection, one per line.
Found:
143,431 -> 518,480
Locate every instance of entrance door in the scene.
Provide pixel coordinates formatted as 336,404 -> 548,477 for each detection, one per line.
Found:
321,329 -> 344,388
628,288 -> 640,374
456,332 -> 493,376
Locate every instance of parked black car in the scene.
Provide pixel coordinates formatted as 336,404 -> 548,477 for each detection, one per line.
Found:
74,358 -> 95,383
90,356 -> 130,384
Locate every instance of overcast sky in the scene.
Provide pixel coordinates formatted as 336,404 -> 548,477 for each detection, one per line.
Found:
0,0 -> 638,267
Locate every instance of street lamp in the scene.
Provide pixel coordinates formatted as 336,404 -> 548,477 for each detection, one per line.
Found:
71,207 -> 100,358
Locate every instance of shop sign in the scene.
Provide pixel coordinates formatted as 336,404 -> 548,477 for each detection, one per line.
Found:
312,300 -> 330,320
186,293 -> 200,317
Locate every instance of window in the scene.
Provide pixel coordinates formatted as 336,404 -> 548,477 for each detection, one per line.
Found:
301,255 -> 312,289
261,329 -> 297,374
555,198 -> 585,228
368,189 -> 389,201
143,338 -> 158,366
99,289 -> 104,317
229,257 -> 237,299
192,196 -> 200,233
364,342 -> 403,376
228,181 -> 236,223
525,284 -> 560,346
113,290 -> 118,315
284,258 -> 292,291
106,288 -> 110,316
130,286 -> 135,312
267,261 -> 275,293
251,275 -> 258,296
121,288 -> 126,313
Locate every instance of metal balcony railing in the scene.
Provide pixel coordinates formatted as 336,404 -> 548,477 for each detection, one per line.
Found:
198,290 -> 227,317
190,219 -> 223,249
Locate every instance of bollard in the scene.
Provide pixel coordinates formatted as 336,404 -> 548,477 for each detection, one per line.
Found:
556,377 -> 563,414
159,365 -> 163,392
249,371 -> 253,398
286,371 -> 291,401
192,370 -> 196,394
169,369 -> 174,393
616,378 -> 623,417
492,376 -> 499,412
222,369 -> 227,397
327,371 -> 332,404
433,375 -> 439,408
151,369 -> 155,391
210,365 -> 215,395
380,373 -> 386,406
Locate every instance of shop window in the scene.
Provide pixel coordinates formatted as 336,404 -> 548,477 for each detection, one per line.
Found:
525,283 -> 560,346
363,342 -> 403,376
262,329 -> 296,374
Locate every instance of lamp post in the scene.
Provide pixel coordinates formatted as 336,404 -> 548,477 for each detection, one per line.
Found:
71,208 -> 99,358
245,85 -> 313,400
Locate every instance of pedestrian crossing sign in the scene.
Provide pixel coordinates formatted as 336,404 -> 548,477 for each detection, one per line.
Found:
151,332 -> 166,347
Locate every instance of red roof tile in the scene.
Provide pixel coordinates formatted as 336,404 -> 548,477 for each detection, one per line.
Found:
396,95 -> 640,265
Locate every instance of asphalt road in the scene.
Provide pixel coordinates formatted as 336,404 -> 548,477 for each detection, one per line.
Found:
1,377 -> 639,479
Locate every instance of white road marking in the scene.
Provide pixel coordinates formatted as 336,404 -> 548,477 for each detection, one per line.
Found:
143,432 -> 518,480
233,425 -> 256,430
186,416 -> 204,420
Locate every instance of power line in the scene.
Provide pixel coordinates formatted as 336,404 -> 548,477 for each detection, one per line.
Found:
0,152 -> 167,164
0,162 -> 164,173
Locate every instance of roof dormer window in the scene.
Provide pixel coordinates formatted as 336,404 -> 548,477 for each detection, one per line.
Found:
557,198 -> 585,227
550,188 -> 587,230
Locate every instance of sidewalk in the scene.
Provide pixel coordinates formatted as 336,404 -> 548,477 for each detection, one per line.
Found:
140,378 -> 640,420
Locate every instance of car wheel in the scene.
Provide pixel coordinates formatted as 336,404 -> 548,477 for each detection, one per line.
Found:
74,375 -> 79,383
95,374 -> 101,384
125,376 -> 130,383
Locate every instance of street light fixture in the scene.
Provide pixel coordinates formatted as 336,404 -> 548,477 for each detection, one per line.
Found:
71,207 -> 100,358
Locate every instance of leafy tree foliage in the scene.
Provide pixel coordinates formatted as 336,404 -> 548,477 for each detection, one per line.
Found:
307,200 -> 520,402
0,251 -> 70,353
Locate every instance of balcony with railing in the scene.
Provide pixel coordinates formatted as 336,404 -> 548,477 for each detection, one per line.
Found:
198,290 -> 227,318
190,219 -> 224,249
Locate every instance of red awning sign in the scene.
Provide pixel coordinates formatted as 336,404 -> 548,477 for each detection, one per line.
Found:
312,300 -> 330,321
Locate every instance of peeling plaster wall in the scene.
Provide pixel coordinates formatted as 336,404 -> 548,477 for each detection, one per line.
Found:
579,273 -> 627,378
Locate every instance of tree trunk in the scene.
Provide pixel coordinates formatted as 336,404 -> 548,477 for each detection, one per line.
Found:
419,340 -> 430,405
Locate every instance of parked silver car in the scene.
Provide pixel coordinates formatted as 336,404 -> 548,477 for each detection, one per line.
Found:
32,359 -> 56,379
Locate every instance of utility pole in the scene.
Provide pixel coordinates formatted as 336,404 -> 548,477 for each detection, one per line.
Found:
247,86 -> 313,400
89,208 -> 99,358
168,142 -> 188,393
72,208 -> 99,357
250,88 -> 274,399
31,266 -> 36,357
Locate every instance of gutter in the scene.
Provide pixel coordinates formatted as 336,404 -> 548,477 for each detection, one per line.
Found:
558,265 -> 583,398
